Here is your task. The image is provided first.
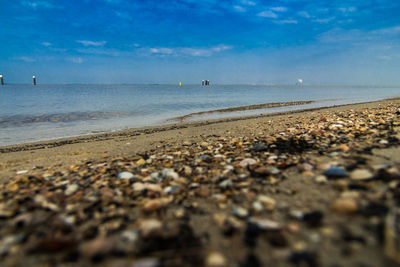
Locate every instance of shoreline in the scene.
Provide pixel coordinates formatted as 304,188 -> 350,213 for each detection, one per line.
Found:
1,98 -> 399,182
1,98 -> 396,153
170,100 -> 315,122
0,97 -> 399,266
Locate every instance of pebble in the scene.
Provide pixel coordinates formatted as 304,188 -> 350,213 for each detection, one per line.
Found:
118,171 -> 135,179
183,165 -> 192,176
201,141 -> 209,148
16,170 -> 28,175
324,166 -> 348,178
138,219 -> 162,237
162,169 -> 179,180
379,139 -> 389,145
219,179 -> 233,189
0,234 -> 25,256
233,207 -> 249,219
339,144 -> 350,152
332,198 -> 358,214
65,184 -> 79,196
303,211 -> 324,227
150,172 -> 161,181
252,201 -> 263,213
81,238 -> 113,261
290,210 -> 304,220
257,195 -> 276,211
133,182 -> 146,192
136,158 -> 146,165
121,229 -> 139,244
288,250 -> 318,267
142,198 -> 171,212
251,141 -> 269,152
249,218 -> 282,231
315,175 -> 328,184
350,169 -> 373,181
132,258 -> 160,267
239,158 -> 257,167
206,252 -> 227,267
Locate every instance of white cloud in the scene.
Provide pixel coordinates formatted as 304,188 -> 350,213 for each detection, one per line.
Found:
21,1 -> 59,9
317,28 -> 364,43
257,10 -> 278,18
150,48 -> 174,55
371,25 -> 400,35
211,44 -> 233,52
298,11 -> 310,18
77,48 -> 120,56
338,7 -> 357,13
240,0 -> 256,6
313,17 -> 335,23
270,6 -> 287,12
233,5 -> 246,12
16,56 -> 36,62
274,19 -> 298,25
41,42 -> 52,47
70,57 -> 84,64
76,40 -> 107,47
148,45 -> 233,57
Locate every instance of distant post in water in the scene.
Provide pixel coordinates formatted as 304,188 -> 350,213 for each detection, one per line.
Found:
202,80 -> 205,86
0,75 -> 3,86
33,75 -> 37,86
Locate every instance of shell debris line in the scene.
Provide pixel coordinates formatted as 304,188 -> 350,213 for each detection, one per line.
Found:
0,102 -> 400,266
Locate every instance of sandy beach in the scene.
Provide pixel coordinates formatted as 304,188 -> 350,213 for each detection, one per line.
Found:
0,98 -> 400,266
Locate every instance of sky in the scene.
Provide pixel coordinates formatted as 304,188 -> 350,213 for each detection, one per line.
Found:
0,0 -> 399,85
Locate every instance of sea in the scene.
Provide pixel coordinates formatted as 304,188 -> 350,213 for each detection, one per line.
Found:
0,84 -> 399,146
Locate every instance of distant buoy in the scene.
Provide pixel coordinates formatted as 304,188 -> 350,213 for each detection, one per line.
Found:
296,78 -> 303,86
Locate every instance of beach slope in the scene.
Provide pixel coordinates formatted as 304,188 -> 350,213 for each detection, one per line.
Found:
0,99 -> 399,266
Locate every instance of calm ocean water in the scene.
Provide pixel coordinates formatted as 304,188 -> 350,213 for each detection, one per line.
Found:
0,84 -> 399,146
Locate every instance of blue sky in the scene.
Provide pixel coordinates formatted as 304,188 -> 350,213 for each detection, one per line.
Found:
0,0 -> 399,84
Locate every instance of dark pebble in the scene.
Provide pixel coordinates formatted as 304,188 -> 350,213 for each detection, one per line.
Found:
200,155 -> 212,163
251,141 -> 269,152
288,251 -> 319,267
360,202 -> 389,217
32,237 -> 78,253
348,183 -> 369,191
324,166 -> 348,178
240,253 -> 261,267
244,222 -> 261,247
342,229 -> 366,244
265,231 -> 288,247
303,211 -> 324,227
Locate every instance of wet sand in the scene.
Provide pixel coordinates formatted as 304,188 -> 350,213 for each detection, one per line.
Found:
0,98 -> 399,266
